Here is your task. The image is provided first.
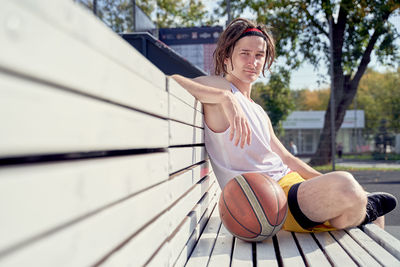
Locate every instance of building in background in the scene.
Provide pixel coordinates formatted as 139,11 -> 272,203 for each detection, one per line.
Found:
282,110 -> 366,155
159,26 -> 223,75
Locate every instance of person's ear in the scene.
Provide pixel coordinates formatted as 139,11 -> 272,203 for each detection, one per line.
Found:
224,57 -> 229,65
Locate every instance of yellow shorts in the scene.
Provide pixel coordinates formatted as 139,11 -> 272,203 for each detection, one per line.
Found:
278,172 -> 336,233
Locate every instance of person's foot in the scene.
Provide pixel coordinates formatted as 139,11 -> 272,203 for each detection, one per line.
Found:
362,192 -> 398,225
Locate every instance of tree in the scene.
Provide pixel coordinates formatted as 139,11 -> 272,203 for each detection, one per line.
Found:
81,0 -> 216,33
218,0 -> 400,165
291,88 -> 330,111
251,67 -> 295,135
139,0 -> 219,27
355,68 -> 400,136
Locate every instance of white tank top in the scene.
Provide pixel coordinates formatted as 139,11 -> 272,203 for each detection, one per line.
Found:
204,83 -> 291,189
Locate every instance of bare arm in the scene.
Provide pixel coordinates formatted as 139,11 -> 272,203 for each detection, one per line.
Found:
267,116 -> 322,179
170,74 -> 231,104
170,74 -> 252,148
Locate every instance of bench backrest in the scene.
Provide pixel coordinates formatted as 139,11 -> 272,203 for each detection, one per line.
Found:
0,1 -> 218,266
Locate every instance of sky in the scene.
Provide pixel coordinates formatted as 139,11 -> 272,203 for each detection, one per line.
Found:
203,1 -> 400,90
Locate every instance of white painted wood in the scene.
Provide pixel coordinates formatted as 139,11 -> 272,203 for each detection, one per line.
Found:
106,170 -> 216,267
169,177 -> 216,236
256,237 -> 278,267
0,153 -> 168,253
0,180 -> 171,267
330,230 -> 381,266
346,228 -> 400,266
170,200 -> 217,267
196,110 -> 204,128
99,204 -> 170,267
231,238 -> 253,267
1,1 -> 167,116
276,230 -> 305,267
169,146 -> 207,174
363,223 -> 400,261
193,161 -> 211,185
169,120 -> 204,146
293,233 -> 331,267
18,0 -> 166,90
208,224 -> 234,267
313,231 -> 356,267
169,94 -> 203,128
148,173 -> 218,266
169,164 -> 211,207
146,244 -> 170,267
168,77 -> 200,112
0,73 -> 168,157
185,206 -> 221,267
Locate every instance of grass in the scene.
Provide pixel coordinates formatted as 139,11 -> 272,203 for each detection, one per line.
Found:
313,165 -> 400,172
342,153 -> 400,161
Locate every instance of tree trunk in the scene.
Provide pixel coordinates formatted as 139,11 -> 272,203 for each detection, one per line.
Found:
308,3 -> 392,166
309,80 -> 356,166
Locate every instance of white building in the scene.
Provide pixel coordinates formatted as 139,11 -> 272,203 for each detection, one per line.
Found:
281,110 -> 366,155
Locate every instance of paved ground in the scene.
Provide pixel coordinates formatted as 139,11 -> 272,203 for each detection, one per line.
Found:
353,171 -> 400,239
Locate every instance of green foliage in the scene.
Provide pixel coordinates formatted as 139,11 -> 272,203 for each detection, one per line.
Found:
82,0 -> 217,32
251,67 -> 295,134
291,88 -> 330,111
354,68 -> 400,135
215,0 -> 400,75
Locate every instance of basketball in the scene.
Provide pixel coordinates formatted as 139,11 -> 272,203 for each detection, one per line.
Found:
218,173 -> 288,242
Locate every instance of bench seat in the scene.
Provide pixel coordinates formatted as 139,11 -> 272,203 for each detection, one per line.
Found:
186,204 -> 400,267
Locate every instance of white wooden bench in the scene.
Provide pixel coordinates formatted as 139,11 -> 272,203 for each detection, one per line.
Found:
0,1 -> 399,266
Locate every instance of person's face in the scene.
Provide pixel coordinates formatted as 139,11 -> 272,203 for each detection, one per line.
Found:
224,35 -> 267,83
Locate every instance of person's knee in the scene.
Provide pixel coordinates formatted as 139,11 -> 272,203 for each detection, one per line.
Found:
334,171 -> 366,209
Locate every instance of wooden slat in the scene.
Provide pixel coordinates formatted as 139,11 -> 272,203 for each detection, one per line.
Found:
256,237 -> 278,267
99,202 -> 170,267
0,73 -> 168,157
0,153 -> 168,253
169,176 -> 217,241
293,233 -> 331,266
169,163 -> 210,205
1,0 -> 167,116
276,231 -> 305,267
169,120 -> 204,146
346,228 -> 400,266
173,204 -> 213,267
0,180 -> 172,267
193,161 -> 211,185
168,188 -> 218,267
169,94 -> 203,128
313,232 -> 356,267
231,238 -> 253,267
208,224 -> 234,267
168,77 -> 201,112
330,230 -> 381,266
169,146 -> 207,174
363,224 -> 400,261
100,167 -> 214,267
185,206 -> 221,267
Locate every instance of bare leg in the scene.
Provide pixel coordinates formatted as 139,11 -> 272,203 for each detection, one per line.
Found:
296,171 -> 367,229
373,216 -> 385,229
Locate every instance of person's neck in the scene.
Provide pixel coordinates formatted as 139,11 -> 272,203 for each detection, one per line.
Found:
225,74 -> 252,100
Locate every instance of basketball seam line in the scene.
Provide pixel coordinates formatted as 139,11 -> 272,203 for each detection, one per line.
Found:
264,176 -> 279,235
222,184 -> 259,238
235,175 -> 275,237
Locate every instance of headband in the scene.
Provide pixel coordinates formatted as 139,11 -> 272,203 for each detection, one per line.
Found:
239,28 -> 266,40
